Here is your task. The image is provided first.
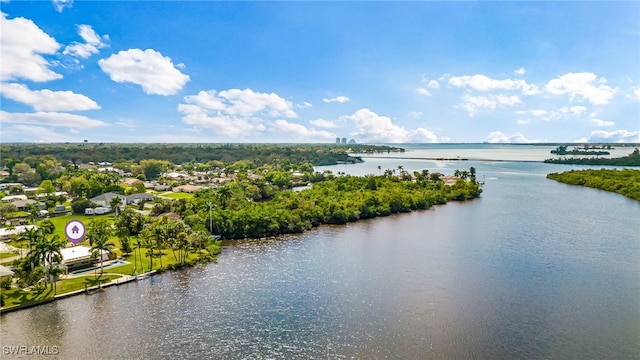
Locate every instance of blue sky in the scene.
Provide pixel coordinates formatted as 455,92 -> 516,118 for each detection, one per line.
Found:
1,0 -> 639,143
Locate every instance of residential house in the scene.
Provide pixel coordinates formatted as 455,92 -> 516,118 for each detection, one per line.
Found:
125,193 -> 156,205
172,184 -> 202,193
59,245 -> 109,271
0,225 -> 38,241
90,192 -> 125,207
121,177 -> 143,187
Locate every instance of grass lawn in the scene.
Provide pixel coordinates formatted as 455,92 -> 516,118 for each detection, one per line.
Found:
160,192 -> 194,200
1,274 -> 121,308
0,251 -> 19,260
39,213 -> 115,239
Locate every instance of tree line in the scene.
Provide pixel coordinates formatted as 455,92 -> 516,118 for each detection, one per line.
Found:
546,168 -> 640,201
544,148 -> 640,166
0,143 -> 401,169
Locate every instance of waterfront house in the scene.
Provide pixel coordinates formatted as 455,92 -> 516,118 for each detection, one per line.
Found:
59,245 -> 109,271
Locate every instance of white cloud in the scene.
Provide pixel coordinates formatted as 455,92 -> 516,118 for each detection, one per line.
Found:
63,25 -> 109,59
408,111 -> 423,119
459,95 -> 497,116
588,130 -> 640,142
0,13 -> 61,82
2,125 -> 76,142
545,72 -> 617,105
449,74 -> 539,95
309,119 -> 338,128
514,67 -> 526,75
416,88 -> 431,96
497,95 -> 521,106
177,104 -> 265,138
323,96 -> 350,103
178,88 -> 298,139
427,80 -> 439,89
0,83 -> 100,111
98,48 -> 190,95
529,110 -> 548,117
342,108 -> 438,143
517,119 -> 531,125
0,110 -> 107,128
629,87 -> 640,101
52,0 -> 73,13
485,131 -> 533,143
559,105 -> 587,116
296,102 -> 313,108
182,89 -> 297,118
272,120 -> 335,140
589,118 -> 615,127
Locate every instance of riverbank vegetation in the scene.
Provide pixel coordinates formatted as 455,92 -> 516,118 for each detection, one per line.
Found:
547,168 -> 640,201
0,143 -> 402,169
544,148 -> 640,166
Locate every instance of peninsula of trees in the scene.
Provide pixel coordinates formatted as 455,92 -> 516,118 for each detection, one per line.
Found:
546,168 -> 640,201
544,148 -> 640,166
0,144 -> 482,310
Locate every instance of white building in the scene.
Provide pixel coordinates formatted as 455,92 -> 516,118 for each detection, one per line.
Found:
60,245 -> 109,271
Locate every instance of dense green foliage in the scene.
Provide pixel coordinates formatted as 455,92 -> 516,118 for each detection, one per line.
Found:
544,148 -> 640,166
550,145 -> 610,156
0,143 -> 400,168
547,168 -> 640,201
183,170 -> 482,239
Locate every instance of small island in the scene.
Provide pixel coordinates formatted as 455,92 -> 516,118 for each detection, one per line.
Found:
544,148 -> 640,166
550,145 -> 610,156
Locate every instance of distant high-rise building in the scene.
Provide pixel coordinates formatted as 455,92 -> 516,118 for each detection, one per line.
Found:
336,137 -> 341,144
341,137 -> 347,144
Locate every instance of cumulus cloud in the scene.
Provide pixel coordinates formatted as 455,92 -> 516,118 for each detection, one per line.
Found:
497,95 -> 521,106
52,0 -> 73,13
589,118 -> 615,127
514,67 -> 526,75
323,96 -> 350,103
341,108 -> 438,143
416,88 -> 431,96
63,24 -> 109,59
309,119 -> 338,128
485,131 -> 533,143
588,130 -> 639,142
272,120 -> 335,141
2,124 -> 77,142
0,13 -> 62,82
459,95 -> 497,116
0,110 -> 107,128
449,74 -> 539,95
178,88 -> 298,138
545,72 -> 617,105
98,48 -> 190,95
0,83 -> 100,111
427,80 -> 439,89
181,89 -> 297,118
296,102 -> 312,108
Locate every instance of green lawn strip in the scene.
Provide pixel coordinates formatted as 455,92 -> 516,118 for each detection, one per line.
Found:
0,252 -> 19,259
103,249 -> 206,275
159,192 -> 194,200
1,275 -> 121,308
55,274 -> 121,294
39,214 -> 116,239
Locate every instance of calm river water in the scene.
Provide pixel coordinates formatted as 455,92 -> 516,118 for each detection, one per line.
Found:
2,145 -> 639,359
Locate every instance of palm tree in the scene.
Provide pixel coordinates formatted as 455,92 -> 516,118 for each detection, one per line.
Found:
90,235 -> 115,276
40,235 -> 66,293
218,186 -> 232,210
110,196 -> 122,217
39,219 -> 55,236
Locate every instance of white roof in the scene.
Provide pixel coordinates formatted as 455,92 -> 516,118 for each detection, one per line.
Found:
0,265 -> 14,277
0,225 -> 38,238
60,246 -> 94,262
